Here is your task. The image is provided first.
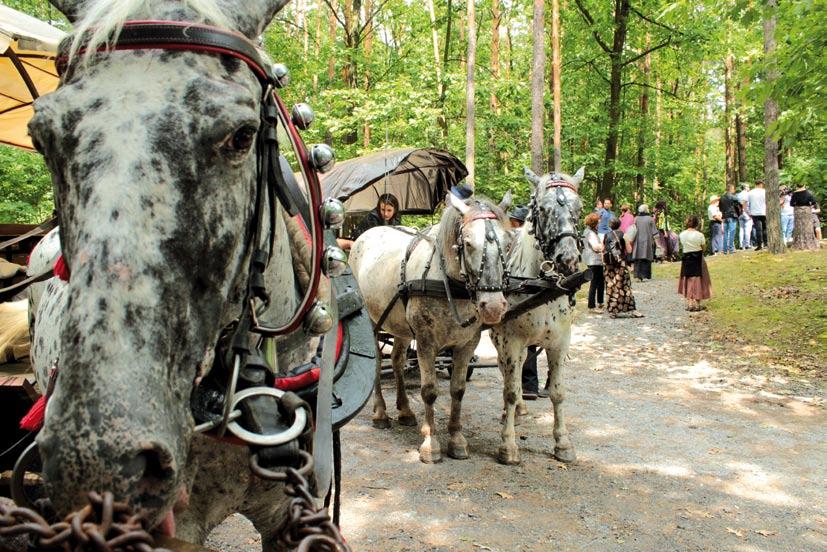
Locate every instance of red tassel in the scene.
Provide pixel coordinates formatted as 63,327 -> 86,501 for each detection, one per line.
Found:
53,254 -> 70,281
20,395 -> 47,432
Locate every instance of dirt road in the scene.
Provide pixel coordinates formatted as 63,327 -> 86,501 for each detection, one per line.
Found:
208,278 -> 825,551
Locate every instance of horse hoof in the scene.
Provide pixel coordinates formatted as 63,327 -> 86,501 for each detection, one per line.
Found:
397,414 -> 417,426
554,446 -> 577,463
497,446 -> 521,465
447,439 -> 469,460
372,417 -> 391,429
419,438 -> 442,464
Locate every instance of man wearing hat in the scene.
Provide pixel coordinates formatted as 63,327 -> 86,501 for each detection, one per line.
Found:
450,182 -> 474,200
508,205 -> 529,229
707,194 -> 723,254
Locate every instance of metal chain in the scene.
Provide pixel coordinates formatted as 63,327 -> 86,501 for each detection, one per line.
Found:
0,491 -> 169,551
249,450 -> 351,552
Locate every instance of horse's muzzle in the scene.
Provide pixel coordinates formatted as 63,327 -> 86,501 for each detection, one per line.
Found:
478,291 -> 508,325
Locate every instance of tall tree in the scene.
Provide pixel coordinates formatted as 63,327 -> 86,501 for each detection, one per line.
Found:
529,0 -> 546,173
549,0 -> 562,172
437,0 -> 453,145
490,0 -> 501,114
735,73 -> 749,183
763,0 -> 784,254
724,53 -> 736,189
465,0 -> 477,185
635,35 -> 651,201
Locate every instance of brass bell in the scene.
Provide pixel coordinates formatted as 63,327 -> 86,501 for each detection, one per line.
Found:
309,144 -> 336,173
272,63 -> 290,88
321,198 -> 346,229
323,245 -> 348,277
305,301 -> 335,335
291,103 -> 315,130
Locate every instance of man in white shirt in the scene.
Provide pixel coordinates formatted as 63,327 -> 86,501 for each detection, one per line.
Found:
748,180 -> 767,250
707,195 -> 723,254
736,183 -> 752,249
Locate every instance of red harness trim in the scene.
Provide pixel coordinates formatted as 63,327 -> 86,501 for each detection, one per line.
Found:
274,322 -> 343,391
546,180 -> 578,193
467,211 -> 498,222
53,254 -> 70,281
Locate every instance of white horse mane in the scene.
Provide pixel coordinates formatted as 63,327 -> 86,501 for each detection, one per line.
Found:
69,0 -> 234,63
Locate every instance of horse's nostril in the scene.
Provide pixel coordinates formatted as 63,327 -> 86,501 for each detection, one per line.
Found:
136,446 -> 174,495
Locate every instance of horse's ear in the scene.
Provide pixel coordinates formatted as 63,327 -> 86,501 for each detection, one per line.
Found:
499,190 -> 513,212
47,0 -> 82,22
571,166 -> 585,188
524,167 -> 541,187
447,193 -> 471,215
227,0 -> 292,38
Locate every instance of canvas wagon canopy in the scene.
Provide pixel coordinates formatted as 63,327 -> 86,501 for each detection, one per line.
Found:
320,148 -> 468,215
0,6 -> 64,151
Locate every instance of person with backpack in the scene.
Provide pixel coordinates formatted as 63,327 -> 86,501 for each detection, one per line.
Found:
603,217 -> 643,318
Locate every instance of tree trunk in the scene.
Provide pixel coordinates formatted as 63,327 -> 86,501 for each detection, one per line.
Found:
654,73 -> 662,193
599,0 -> 631,200
437,0 -> 453,144
529,0 -> 546,174
735,73 -> 749,183
313,9 -> 322,92
363,0 -> 373,148
325,0 -> 338,145
724,53 -> 735,189
427,0 -> 442,84
465,0 -> 477,185
549,0 -> 562,172
490,0 -> 501,113
635,35 -> 651,202
763,0 -> 784,254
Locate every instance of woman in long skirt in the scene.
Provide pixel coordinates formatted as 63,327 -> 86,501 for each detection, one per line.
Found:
603,217 -> 643,318
790,185 -> 820,250
678,215 -> 712,311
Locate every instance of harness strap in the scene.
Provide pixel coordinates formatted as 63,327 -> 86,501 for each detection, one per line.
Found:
0,218 -> 57,252
0,266 -> 54,302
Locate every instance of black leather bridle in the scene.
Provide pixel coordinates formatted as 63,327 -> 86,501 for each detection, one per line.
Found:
529,179 -> 583,267
455,210 -> 509,294
57,21 -> 325,337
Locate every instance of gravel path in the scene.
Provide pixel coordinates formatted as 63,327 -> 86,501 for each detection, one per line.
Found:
208,277 -> 826,551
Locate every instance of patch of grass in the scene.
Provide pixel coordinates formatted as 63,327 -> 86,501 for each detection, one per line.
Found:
654,248 -> 827,369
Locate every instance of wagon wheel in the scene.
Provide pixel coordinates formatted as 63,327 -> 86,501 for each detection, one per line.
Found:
11,440 -> 46,510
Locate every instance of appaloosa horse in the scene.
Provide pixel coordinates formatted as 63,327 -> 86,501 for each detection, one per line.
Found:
22,0 -> 341,549
349,193 -> 512,463
490,167 -> 584,465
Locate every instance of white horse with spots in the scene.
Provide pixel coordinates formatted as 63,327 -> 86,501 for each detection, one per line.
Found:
350,193 -> 512,463
490,168 -> 585,465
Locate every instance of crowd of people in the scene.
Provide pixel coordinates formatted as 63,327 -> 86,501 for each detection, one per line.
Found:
707,180 -> 822,253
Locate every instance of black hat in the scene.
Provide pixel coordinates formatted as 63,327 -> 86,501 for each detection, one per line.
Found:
450,182 -> 474,200
509,206 -> 529,223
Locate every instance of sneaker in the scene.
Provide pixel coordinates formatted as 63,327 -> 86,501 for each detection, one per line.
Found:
522,392 -> 538,401
589,308 -> 603,314
537,388 -> 550,399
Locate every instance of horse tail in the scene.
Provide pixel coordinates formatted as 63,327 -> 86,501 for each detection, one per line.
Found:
0,299 -> 30,362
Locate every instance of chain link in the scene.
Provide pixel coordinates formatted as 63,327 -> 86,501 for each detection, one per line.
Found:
0,491 -> 169,551
250,450 -> 351,552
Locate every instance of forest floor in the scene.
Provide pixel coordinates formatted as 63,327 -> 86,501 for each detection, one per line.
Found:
208,261 -> 826,551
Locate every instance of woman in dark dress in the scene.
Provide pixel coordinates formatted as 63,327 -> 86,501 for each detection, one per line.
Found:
337,193 -> 401,250
603,217 -> 643,318
790,185 -> 819,250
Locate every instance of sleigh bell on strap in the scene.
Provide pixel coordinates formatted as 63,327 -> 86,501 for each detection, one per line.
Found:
322,245 -> 348,277
309,144 -> 336,173
321,198 -> 346,229
291,103 -> 315,130
305,301 -> 335,335
272,63 -> 290,88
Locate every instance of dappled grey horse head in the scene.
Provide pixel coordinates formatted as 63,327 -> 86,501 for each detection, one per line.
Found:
445,192 -> 512,325
28,0 -> 289,523
523,167 -> 584,276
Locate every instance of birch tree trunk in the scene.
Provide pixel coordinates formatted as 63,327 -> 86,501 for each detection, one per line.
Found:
529,0 -> 546,174
490,0 -> 501,113
427,0 -> 441,84
763,0 -> 784,254
550,0 -> 562,172
465,0 -> 477,185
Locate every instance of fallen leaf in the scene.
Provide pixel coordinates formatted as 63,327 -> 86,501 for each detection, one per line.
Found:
557,463 -> 569,470
472,544 -> 493,551
726,527 -> 745,538
496,491 -> 514,499
755,530 -> 777,537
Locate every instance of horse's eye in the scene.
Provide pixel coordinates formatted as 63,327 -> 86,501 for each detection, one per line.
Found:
223,125 -> 258,154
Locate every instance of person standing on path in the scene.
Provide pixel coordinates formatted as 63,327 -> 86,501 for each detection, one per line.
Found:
748,180 -> 768,250
780,186 -> 795,244
737,183 -> 753,249
707,195 -> 723,255
583,212 -> 605,313
598,198 -> 615,240
619,204 -> 635,233
719,185 -> 741,254
603,217 -> 643,318
678,215 -> 712,311
790,185 -> 820,250
632,204 -> 658,282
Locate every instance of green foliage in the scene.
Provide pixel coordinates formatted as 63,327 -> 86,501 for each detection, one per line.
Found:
0,146 -> 53,223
